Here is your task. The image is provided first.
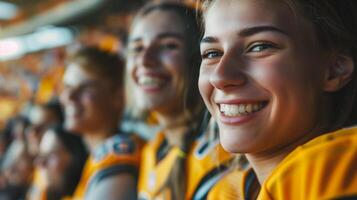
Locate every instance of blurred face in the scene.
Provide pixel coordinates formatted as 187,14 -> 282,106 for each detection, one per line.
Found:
60,63 -> 121,134
26,107 -> 59,155
12,121 -> 27,140
199,0 -> 329,154
3,141 -> 33,187
36,130 -> 71,191
4,156 -> 33,187
127,10 -> 188,115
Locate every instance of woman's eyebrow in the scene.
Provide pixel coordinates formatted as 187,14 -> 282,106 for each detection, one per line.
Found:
200,25 -> 289,44
200,36 -> 218,44
156,33 -> 184,40
238,25 -> 289,37
129,33 -> 183,43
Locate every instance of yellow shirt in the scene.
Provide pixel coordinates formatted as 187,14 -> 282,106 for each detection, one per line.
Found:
138,131 -> 237,200
258,127 -> 357,200
27,168 -> 47,200
207,168 -> 249,200
72,134 -> 143,200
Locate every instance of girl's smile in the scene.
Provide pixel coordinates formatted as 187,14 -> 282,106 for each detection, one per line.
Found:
199,0 -> 330,154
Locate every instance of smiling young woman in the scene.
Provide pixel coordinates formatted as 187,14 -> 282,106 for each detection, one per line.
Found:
126,2 -> 239,200
199,0 -> 357,199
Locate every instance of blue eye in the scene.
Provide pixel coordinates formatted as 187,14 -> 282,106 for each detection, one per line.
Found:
202,50 -> 223,59
248,43 -> 276,52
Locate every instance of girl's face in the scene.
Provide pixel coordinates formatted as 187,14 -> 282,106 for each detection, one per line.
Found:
60,63 -> 121,134
199,0 -> 330,154
127,10 -> 188,115
26,107 -> 59,155
37,130 -> 71,191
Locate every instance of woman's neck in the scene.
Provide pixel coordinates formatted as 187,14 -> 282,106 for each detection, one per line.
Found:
246,129 -> 323,185
155,112 -> 193,147
47,189 -> 66,200
245,145 -> 295,184
84,127 -> 117,152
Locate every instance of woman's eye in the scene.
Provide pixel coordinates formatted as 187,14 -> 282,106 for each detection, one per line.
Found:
161,42 -> 180,50
248,43 -> 276,52
129,45 -> 144,54
201,50 -> 222,59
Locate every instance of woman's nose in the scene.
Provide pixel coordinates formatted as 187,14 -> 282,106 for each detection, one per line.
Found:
138,44 -> 159,69
210,53 -> 247,90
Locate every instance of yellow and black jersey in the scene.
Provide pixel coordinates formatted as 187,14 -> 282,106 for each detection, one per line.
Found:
241,127 -> 357,200
71,133 -> 143,200
207,167 -> 250,200
138,131 -> 238,200
26,168 -> 47,200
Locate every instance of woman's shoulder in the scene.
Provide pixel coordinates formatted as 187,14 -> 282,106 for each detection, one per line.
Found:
90,133 -> 144,168
261,127 -> 357,200
276,126 -> 357,168
301,126 -> 357,149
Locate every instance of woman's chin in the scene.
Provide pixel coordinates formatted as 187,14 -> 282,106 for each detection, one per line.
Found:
219,129 -> 257,154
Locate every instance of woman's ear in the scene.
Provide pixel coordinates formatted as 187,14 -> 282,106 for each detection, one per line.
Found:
323,54 -> 354,92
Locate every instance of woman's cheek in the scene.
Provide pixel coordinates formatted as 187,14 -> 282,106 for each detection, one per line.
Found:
198,70 -> 214,110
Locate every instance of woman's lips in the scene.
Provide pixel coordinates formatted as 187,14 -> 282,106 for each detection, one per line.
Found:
136,74 -> 169,92
217,101 -> 268,124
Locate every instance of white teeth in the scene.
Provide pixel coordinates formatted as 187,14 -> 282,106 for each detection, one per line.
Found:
238,104 -> 245,113
219,103 -> 265,117
246,104 -> 252,113
138,76 -> 163,87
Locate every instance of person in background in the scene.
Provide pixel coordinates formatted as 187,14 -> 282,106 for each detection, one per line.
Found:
26,101 -> 64,157
60,47 -> 142,200
25,100 -> 64,200
27,125 -> 88,200
126,2 -> 238,199
0,115 -> 30,200
0,139 -> 33,200
199,0 -> 357,199
0,116 -> 29,167
3,116 -> 29,143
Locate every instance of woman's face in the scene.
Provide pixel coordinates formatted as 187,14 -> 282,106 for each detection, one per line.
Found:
3,142 -> 33,187
26,106 -> 59,155
60,63 -> 120,134
199,0 -> 330,154
37,130 -> 71,191
127,10 -> 189,115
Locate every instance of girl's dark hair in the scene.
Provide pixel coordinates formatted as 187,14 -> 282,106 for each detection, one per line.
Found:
48,124 -> 88,197
68,47 -> 125,89
200,0 -> 357,130
3,116 -> 29,142
133,2 -> 203,200
42,100 -> 64,125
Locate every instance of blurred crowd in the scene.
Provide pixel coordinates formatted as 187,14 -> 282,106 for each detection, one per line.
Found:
0,1 -> 148,199
0,0 -> 357,200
